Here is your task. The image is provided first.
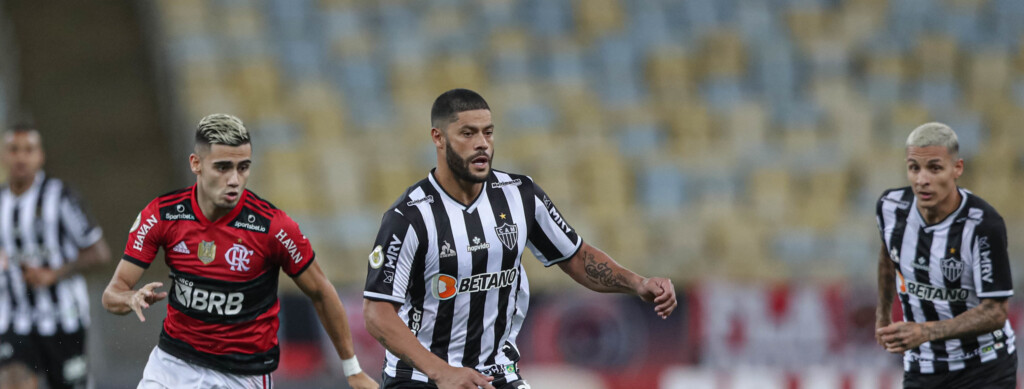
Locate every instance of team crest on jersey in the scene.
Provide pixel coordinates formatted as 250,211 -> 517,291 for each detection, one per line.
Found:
369,245 -> 384,269
198,241 -> 217,265
225,243 -> 253,272
494,223 -> 518,250
941,256 -> 964,282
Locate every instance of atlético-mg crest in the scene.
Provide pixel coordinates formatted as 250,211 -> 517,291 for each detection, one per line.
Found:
941,257 -> 964,282
494,223 -> 518,250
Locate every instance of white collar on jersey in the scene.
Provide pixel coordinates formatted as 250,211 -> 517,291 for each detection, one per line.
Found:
912,187 -> 969,232
427,170 -> 488,214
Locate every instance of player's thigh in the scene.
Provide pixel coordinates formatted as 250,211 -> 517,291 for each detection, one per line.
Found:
139,347 -> 203,389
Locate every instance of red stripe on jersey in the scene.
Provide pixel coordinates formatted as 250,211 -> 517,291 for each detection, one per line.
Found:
157,190 -> 192,207
163,302 -> 281,355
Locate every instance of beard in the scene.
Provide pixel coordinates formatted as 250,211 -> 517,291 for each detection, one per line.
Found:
445,141 -> 492,184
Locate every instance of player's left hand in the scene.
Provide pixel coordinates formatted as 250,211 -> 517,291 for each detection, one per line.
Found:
637,277 -> 677,319
22,265 -> 61,287
876,321 -> 929,354
346,371 -> 379,389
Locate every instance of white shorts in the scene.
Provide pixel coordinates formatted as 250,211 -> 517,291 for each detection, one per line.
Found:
138,347 -> 274,389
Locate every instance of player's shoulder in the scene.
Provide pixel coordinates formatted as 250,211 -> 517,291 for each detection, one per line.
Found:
489,169 -> 535,190
236,189 -> 286,230
381,177 -> 435,225
876,186 -> 914,210
963,189 -> 1005,227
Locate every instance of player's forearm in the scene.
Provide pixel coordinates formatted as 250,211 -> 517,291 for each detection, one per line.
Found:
923,299 -> 1008,342
558,243 -> 643,295
876,246 -> 896,323
309,282 -> 357,360
101,283 -> 135,315
364,300 -> 450,380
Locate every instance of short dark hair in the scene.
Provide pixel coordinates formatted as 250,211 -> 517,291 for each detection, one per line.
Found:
8,123 -> 37,134
430,88 -> 490,130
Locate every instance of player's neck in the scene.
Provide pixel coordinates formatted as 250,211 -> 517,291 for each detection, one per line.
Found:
8,173 -> 37,196
434,165 -> 482,206
196,192 -> 233,222
918,189 -> 961,225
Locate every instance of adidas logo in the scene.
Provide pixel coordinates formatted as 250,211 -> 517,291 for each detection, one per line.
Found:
172,241 -> 190,255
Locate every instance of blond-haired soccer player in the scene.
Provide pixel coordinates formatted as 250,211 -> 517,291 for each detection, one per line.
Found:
102,114 -> 377,389
875,122 -> 1016,388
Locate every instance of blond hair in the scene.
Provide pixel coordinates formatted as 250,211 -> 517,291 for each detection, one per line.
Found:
194,113 -> 250,147
906,122 -> 958,159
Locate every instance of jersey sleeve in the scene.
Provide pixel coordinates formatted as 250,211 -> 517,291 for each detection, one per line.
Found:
122,200 -> 165,268
270,212 -> 316,277
59,185 -> 103,249
972,215 -> 1013,298
525,179 -> 582,267
364,209 -> 420,304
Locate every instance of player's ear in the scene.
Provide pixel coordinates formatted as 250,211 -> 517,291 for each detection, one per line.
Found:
431,128 -> 444,150
189,153 -> 201,175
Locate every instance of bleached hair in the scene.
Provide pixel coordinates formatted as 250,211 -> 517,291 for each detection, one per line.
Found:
906,122 -> 958,159
195,113 -> 250,147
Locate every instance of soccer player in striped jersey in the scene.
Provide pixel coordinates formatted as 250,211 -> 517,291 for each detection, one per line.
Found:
363,89 -> 677,389
875,123 -> 1016,388
0,125 -> 111,389
102,114 -> 377,389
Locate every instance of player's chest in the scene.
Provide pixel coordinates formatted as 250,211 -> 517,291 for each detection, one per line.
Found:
162,224 -> 272,279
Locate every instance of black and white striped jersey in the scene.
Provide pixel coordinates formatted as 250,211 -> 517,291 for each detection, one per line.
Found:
876,186 -> 1015,374
0,172 -> 103,336
364,169 -> 582,385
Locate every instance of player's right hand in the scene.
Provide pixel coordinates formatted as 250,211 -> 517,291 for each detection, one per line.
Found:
130,282 -> 168,322
435,366 -> 495,389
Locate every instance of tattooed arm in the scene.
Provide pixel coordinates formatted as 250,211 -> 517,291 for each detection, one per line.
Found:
557,242 -> 677,318
363,300 -> 495,389
877,298 -> 1008,354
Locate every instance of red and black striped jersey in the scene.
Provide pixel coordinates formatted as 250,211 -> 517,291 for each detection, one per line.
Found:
122,185 -> 315,375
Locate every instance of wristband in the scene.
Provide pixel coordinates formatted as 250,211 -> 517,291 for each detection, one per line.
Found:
341,356 -> 362,377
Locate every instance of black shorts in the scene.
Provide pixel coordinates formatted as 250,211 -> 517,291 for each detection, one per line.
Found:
0,330 -> 88,389
903,352 -> 1017,389
382,374 -> 530,389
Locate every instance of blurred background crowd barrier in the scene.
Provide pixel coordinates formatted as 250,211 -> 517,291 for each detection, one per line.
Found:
1,0 -> 1023,387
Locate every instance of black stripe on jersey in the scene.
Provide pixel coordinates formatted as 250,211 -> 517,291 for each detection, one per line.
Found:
246,191 -> 279,210
887,190 -> 918,371
944,221 -> 978,360
289,253 -> 315,278
158,187 -> 191,199
460,207 -> 488,368
426,184 -> 457,367
483,184 -> 517,367
243,199 -> 275,220
914,228 -> 949,372
123,254 -> 151,269
157,190 -> 191,207
391,212 -> 423,380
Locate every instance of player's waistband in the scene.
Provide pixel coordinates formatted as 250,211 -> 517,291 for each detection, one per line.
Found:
158,330 -> 279,375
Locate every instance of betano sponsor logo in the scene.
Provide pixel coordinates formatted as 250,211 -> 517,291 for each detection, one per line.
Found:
901,279 -> 970,302
430,269 -> 518,300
